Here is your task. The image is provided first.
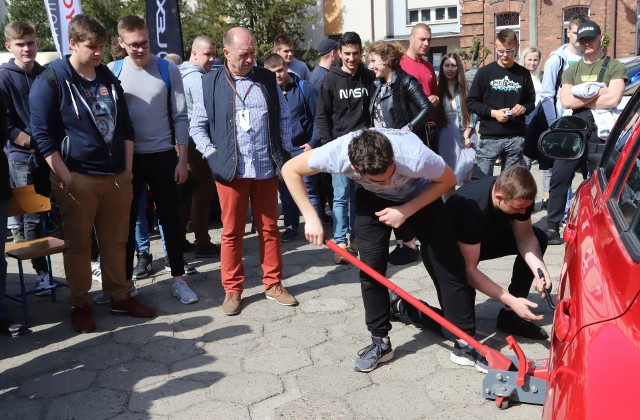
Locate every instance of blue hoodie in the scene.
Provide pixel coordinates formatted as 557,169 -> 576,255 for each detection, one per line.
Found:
29,56 -> 135,175
283,71 -> 320,147
0,59 -> 45,162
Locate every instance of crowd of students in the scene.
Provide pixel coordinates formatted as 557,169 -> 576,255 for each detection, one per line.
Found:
1,12 -> 626,375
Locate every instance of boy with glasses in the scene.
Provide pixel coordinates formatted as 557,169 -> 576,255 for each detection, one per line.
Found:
467,29 -> 536,178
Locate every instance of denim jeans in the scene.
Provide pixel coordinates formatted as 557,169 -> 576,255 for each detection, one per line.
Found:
278,148 -> 321,229
8,161 -> 48,273
331,174 -> 356,244
0,198 -> 9,317
473,136 -> 524,179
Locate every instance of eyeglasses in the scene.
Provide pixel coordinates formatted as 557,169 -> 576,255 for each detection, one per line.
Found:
496,48 -> 516,55
121,39 -> 150,51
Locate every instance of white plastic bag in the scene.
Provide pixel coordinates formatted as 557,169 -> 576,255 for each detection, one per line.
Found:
455,146 -> 476,186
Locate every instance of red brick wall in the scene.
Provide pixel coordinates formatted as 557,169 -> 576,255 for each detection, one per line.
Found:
460,0 -> 638,68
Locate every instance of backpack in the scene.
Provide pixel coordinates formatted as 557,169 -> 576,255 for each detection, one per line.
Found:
111,57 -> 176,144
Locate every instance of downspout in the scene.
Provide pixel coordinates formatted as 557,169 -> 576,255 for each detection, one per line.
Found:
611,0 -> 617,55
370,0 -> 375,41
530,0 -> 538,47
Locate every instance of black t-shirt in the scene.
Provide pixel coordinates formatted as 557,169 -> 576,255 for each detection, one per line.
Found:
445,176 -> 533,245
78,77 -> 116,144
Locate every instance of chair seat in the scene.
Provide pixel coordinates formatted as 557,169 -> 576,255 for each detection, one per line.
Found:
5,237 -> 65,260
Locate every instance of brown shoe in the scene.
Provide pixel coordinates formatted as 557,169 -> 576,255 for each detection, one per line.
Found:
265,282 -> 299,306
110,296 -> 156,318
71,304 -> 96,333
222,292 -> 242,316
333,243 -> 349,264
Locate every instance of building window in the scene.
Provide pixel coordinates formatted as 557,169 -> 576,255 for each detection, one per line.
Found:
494,12 -> 520,58
563,6 -> 590,44
407,5 -> 458,25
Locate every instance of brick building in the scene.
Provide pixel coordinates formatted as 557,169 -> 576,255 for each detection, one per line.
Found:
460,0 -> 640,67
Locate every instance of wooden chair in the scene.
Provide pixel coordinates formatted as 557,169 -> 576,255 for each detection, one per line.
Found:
4,184 -> 66,326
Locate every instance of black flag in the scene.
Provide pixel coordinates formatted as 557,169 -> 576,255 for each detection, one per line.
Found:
146,0 -> 184,57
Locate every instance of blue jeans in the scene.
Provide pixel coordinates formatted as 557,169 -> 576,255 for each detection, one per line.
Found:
135,185 -> 168,256
8,161 -> 48,273
331,174 -> 356,244
0,198 -> 9,317
278,148 -> 321,229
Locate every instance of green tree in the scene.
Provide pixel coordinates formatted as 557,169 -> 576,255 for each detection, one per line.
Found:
2,0 -> 55,50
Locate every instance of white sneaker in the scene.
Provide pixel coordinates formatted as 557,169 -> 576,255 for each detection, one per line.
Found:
91,261 -> 102,283
93,283 -> 138,305
172,279 -> 199,304
35,272 -> 53,296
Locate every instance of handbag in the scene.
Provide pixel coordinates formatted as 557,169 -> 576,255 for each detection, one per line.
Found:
425,122 -> 439,154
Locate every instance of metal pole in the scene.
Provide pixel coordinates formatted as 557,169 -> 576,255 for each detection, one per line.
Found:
529,0 -> 538,47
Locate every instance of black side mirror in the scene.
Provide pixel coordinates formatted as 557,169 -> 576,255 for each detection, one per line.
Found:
549,115 -> 591,131
538,129 -> 586,160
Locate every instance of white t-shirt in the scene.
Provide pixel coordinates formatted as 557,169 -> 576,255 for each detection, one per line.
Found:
308,128 -> 446,202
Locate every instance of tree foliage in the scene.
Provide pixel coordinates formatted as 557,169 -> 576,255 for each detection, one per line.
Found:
2,0 -> 317,63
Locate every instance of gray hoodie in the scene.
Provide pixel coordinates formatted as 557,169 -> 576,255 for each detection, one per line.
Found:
540,44 -> 582,125
179,61 -> 205,119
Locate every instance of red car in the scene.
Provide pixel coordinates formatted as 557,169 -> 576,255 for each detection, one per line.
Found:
538,92 -> 640,418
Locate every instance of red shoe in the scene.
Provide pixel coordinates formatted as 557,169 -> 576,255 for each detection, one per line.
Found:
110,296 -> 156,318
71,304 -> 96,333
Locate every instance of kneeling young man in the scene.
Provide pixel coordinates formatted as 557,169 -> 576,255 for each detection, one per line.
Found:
283,128 -> 481,373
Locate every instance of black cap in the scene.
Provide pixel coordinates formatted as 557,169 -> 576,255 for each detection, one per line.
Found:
577,21 -> 601,40
318,39 -> 338,56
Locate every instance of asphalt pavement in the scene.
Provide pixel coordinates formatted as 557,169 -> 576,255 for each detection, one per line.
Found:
0,164 -> 569,419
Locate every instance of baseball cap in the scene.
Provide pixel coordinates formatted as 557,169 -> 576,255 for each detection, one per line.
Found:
318,39 -> 339,56
576,21 -> 601,40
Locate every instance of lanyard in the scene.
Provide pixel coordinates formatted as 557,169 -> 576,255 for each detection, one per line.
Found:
225,72 -> 255,109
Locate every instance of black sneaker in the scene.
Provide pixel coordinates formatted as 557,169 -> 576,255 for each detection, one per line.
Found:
497,308 -> 549,340
281,227 -> 298,242
388,244 -> 420,265
541,199 -> 548,210
132,252 -> 153,280
194,243 -> 220,258
165,258 -> 197,275
353,336 -> 394,372
390,297 -> 444,336
546,229 -> 564,245
450,343 -> 488,373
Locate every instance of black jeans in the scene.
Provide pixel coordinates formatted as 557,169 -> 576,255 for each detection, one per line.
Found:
355,187 -> 476,341
126,150 -> 184,279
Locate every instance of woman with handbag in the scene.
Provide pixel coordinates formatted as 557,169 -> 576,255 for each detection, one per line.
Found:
367,40 -> 434,265
436,53 -> 477,194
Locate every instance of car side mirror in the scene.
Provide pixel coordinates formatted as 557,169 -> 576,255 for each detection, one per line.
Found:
538,130 -> 586,160
549,115 -> 591,131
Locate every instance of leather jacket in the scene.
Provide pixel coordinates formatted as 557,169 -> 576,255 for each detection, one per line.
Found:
369,68 -> 433,143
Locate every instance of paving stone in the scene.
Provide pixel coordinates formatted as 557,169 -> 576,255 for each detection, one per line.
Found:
97,359 -> 170,391
171,354 -> 241,382
243,345 -> 312,374
45,387 -> 128,419
168,400 -> 250,419
296,365 -> 371,398
265,324 -> 328,348
0,395 -> 43,419
273,395 -> 355,419
139,336 -> 203,363
300,297 -> 355,314
209,372 -> 283,405
19,367 -> 97,398
347,384 -> 434,420
200,321 -> 264,344
72,341 -> 138,369
129,379 -> 208,415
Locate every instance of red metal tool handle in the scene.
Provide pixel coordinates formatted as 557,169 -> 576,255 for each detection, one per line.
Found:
325,240 -> 514,372
507,335 -> 526,386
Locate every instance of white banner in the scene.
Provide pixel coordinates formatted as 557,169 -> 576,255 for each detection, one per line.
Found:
44,0 -> 83,58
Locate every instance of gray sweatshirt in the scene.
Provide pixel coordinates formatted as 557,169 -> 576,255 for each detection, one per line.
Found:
108,54 -> 188,153
179,61 -> 204,119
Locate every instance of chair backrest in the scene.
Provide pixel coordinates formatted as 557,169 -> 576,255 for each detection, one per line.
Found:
8,185 -> 52,217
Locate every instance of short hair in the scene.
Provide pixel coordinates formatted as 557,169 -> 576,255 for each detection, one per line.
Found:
110,37 -> 127,60
191,35 -> 214,52
569,14 -> 589,29
348,129 -> 395,176
117,15 -> 146,37
367,41 -> 404,70
494,166 -> 537,201
4,21 -> 36,42
68,14 -> 107,44
339,31 -> 362,50
263,53 -> 285,68
164,53 -> 183,65
496,28 -> 518,46
273,34 -> 293,49
223,27 -> 253,49
411,23 -> 432,36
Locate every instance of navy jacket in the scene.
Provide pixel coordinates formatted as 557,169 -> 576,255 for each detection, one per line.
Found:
201,65 -> 290,182
0,59 -> 45,162
29,56 -> 134,175
283,72 -> 320,147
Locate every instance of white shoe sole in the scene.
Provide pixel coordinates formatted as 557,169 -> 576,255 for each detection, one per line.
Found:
353,350 -> 394,373
450,352 -> 488,374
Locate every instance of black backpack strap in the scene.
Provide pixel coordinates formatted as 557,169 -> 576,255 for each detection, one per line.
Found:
597,56 -> 610,84
553,57 -> 565,106
42,67 -> 60,99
